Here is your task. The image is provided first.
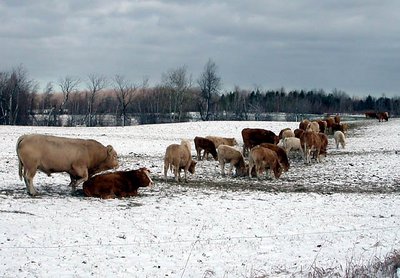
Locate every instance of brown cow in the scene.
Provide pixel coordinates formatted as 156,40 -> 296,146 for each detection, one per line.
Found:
259,143 -> 290,172
294,128 -> 304,139
16,134 -> 119,196
332,123 -> 349,134
299,119 -> 310,130
83,167 -> 153,199
194,136 -> 217,161
164,140 -> 196,182
325,117 -> 335,133
317,120 -> 327,134
242,128 -> 279,156
377,112 -> 389,122
248,146 -> 282,179
365,111 -> 389,122
317,133 -> 328,157
300,131 -> 322,164
365,111 -> 377,119
217,145 -> 247,177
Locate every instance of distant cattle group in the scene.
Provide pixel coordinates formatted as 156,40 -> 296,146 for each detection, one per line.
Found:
18,113 -> 383,199
365,111 -> 389,122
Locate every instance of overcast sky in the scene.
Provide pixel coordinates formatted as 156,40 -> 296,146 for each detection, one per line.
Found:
1,0 -> 399,97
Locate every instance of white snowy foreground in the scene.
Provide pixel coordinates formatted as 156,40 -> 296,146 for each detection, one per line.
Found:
1,118 -> 399,277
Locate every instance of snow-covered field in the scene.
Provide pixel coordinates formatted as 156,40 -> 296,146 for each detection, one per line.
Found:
1,118 -> 399,277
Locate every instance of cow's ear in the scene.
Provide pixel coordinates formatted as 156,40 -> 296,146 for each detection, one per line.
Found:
106,145 -> 114,154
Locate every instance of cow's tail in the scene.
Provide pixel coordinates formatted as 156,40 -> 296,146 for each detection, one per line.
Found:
16,135 -> 26,180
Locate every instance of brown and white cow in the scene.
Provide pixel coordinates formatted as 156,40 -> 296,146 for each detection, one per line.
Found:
248,146 -> 282,179
194,136 -> 218,161
300,131 -> 322,164
217,145 -> 247,177
83,167 -> 153,199
258,143 -> 290,172
164,140 -> 196,182
241,128 -> 279,156
377,112 -> 389,122
16,134 -> 119,196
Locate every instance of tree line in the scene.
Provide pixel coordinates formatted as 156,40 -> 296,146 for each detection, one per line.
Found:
1,61 -> 398,126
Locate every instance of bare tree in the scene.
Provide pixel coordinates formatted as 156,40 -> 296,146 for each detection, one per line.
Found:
58,76 -> 80,114
0,66 -> 34,125
197,59 -> 221,120
161,65 -> 192,122
113,75 -> 137,126
85,74 -> 107,126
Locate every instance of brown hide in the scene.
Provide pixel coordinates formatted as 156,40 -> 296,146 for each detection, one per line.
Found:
194,136 -> 218,160
300,131 -> 322,164
317,120 -> 327,134
259,143 -> 290,172
325,117 -> 335,129
317,133 -> 328,156
294,129 -> 304,139
241,128 -> 279,156
332,123 -> 349,133
83,168 -> 153,199
299,119 -> 310,130
377,112 -> 389,122
16,134 -> 118,196
248,146 -> 282,179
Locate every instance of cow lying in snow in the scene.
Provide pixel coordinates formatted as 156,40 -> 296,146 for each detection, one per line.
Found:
248,146 -> 282,179
194,136 -> 218,161
16,134 -> 119,196
83,168 -> 153,199
217,145 -> 247,176
334,131 -> 346,149
164,140 -> 196,182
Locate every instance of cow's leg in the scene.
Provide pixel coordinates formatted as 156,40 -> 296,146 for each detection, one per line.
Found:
174,167 -> 180,182
316,150 -> 321,163
164,162 -> 169,182
23,167 -> 38,196
219,161 -> 225,176
24,176 -> 38,196
228,163 -> 234,176
196,148 -> 201,161
69,167 -> 88,191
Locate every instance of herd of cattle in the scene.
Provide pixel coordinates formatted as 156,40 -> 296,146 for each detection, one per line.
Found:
15,115 -> 354,199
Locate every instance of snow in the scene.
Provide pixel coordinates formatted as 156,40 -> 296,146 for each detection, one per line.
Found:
1,118 -> 400,277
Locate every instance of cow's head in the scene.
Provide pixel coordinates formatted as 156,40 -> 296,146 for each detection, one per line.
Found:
188,160 -> 197,174
106,145 -> 119,169
137,167 -> 154,187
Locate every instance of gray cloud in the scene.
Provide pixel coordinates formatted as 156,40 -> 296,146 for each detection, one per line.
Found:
0,0 -> 399,96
